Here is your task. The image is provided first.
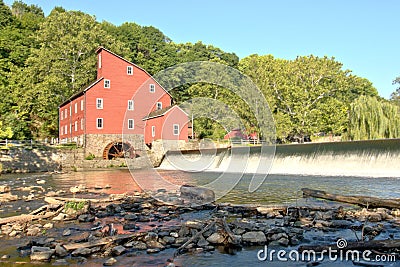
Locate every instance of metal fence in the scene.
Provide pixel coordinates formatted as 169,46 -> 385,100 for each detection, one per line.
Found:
0,138 -> 60,148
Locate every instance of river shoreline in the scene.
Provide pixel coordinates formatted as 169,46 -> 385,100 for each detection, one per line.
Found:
0,171 -> 400,266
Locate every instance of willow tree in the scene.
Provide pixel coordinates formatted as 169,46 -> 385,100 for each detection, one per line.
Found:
347,96 -> 400,140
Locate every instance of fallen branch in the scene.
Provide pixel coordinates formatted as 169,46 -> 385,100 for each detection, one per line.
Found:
302,188 -> 400,209
63,233 -> 143,251
0,206 -> 63,225
44,194 -> 126,204
174,221 -> 216,257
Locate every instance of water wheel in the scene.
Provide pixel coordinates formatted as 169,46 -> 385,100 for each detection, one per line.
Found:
103,141 -> 135,160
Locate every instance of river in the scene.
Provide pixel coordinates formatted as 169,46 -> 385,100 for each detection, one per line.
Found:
1,169 -> 399,266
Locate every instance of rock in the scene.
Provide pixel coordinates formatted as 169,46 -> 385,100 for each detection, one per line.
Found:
36,180 -> 46,185
329,220 -> 353,228
131,241 -> 147,250
180,185 -> 215,204
1,255 -> 10,259
27,226 -> 41,236
55,244 -> 68,257
62,229 -> 71,236
277,237 -> 289,246
123,223 -> 139,231
197,237 -> 209,247
69,232 -> 90,243
43,223 -> 54,229
146,248 -> 160,254
71,247 -> 92,256
0,193 -> 18,201
184,220 -> 203,230
30,246 -> 55,262
161,235 -> 175,245
290,237 -> 300,245
0,185 -> 11,193
206,232 -> 225,244
170,232 -> 179,238
242,231 -> 267,244
368,213 -> 382,222
124,214 -> 138,221
144,232 -> 158,242
146,240 -> 165,249
52,213 -> 67,221
78,214 -> 95,222
9,230 -> 19,237
269,232 -> 288,242
112,245 -> 126,256
103,257 -> 117,266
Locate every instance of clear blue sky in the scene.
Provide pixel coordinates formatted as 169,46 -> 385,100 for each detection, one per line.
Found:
5,0 -> 400,98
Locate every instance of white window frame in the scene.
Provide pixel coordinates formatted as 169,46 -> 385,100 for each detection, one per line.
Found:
96,98 -> 103,109
98,54 -> 102,69
149,84 -> 155,93
156,102 -> 162,110
151,126 -> 156,137
75,103 -> 77,114
128,119 -> 134,129
128,100 -> 134,110
69,124 -> 72,134
74,121 -> 77,132
97,118 -> 103,129
104,79 -> 110,88
127,66 -> 133,75
173,124 -> 180,136
65,125 -> 67,134
70,106 -> 72,116
65,109 -> 67,118
81,100 -> 84,111
81,119 -> 84,130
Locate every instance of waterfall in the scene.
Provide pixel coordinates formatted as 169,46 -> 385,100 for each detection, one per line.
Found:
158,139 -> 400,177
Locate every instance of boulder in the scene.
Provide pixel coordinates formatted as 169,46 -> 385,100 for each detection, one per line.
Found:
0,185 -> 11,193
180,185 -> 215,204
104,257 -> 117,266
112,245 -> 126,256
206,232 -> 225,244
55,244 -> 68,257
242,231 -> 267,244
30,246 -> 55,262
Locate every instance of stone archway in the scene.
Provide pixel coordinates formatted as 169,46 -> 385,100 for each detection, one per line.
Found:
103,141 -> 135,160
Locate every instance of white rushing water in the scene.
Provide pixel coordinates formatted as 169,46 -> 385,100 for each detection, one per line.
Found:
158,139 -> 400,178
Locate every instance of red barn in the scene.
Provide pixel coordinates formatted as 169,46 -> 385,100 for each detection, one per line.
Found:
59,47 -> 189,159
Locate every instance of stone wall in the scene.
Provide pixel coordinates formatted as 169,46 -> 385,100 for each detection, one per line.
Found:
0,148 -> 61,173
85,134 -> 145,158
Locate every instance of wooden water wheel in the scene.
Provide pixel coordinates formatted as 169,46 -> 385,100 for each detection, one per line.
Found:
103,141 -> 135,160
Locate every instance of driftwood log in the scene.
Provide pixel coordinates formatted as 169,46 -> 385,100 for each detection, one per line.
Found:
302,188 -> 400,209
0,205 -> 63,225
299,239 -> 400,253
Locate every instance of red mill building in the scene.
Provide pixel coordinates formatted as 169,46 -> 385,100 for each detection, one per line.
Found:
59,47 -> 189,159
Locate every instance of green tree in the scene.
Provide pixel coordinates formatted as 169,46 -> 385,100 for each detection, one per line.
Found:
346,96 -> 400,140
0,121 -> 13,139
391,76 -> 400,106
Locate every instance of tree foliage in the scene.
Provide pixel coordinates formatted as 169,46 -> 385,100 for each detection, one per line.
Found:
346,96 -> 400,140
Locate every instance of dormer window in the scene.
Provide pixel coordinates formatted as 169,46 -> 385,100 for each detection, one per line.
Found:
104,79 -> 110,88
127,66 -> 133,75
149,84 -> 155,93
156,102 -> 162,110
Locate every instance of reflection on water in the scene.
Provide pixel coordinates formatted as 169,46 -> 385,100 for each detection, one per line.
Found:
49,169 -> 400,205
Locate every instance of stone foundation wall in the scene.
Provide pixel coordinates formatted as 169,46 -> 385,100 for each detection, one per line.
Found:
85,134 -> 145,158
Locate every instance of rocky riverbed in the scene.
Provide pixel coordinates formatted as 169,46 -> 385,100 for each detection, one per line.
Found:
0,173 -> 400,266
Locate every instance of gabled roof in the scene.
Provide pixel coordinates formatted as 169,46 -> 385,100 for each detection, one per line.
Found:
142,105 -> 189,121
59,77 -> 104,107
96,47 -> 172,98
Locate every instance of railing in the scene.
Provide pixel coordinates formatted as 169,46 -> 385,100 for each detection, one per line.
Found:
0,138 -> 60,149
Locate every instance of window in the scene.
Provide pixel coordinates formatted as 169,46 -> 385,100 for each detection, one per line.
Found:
65,125 -> 67,134
81,100 -> 84,111
97,118 -> 103,129
156,102 -> 162,110
104,79 -> 110,88
69,124 -> 72,134
151,126 -> 156,137
173,124 -> 180,135
74,121 -> 77,132
65,109 -> 67,118
61,110 -> 63,120
96,98 -> 103,109
70,106 -> 72,116
75,103 -> 77,114
128,119 -> 134,129
128,100 -> 134,110
127,66 -> 133,75
149,84 -> 155,93
81,119 -> 84,130
98,54 -> 102,69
